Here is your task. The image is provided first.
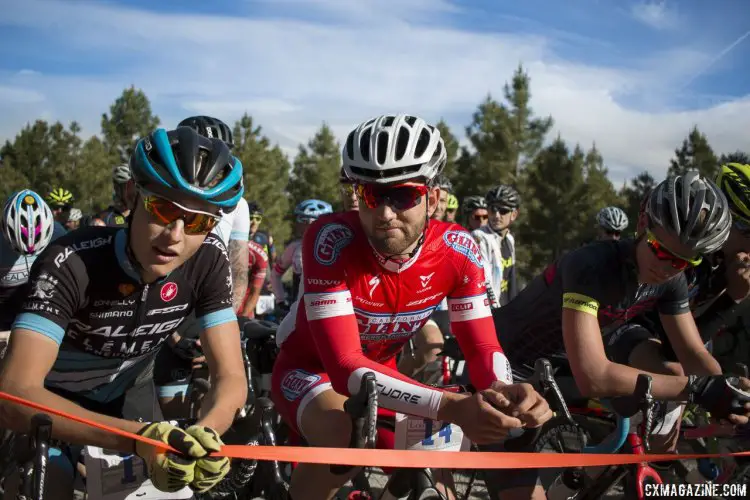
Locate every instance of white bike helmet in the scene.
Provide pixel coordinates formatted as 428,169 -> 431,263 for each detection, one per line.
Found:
68,208 -> 83,222
646,170 -> 731,255
112,163 -> 132,184
596,206 -> 629,232
2,190 -> 56,256
342,114 -> 447,185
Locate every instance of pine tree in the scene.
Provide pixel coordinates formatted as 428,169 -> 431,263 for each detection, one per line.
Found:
100,86 -> 160,164
435,119 -> 460,182
288,123 -> 340,210
620,171 -> 656,229
668,126 -> 718,179
233,114 -> 292,245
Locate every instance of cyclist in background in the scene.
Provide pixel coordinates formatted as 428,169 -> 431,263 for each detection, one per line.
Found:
596,206 -> 629,241
339,166 -> 359,212
98,164 -> 136,228
248,201 -> 276,267
65,208 -> 82,231
431,175 -> 452,221
240,239 -> 270,319
271,199 -> 333,309
445,194 -> 459,222
271,114 -> 550,500
0,190 -> 65,331
473,185 -> 520,308
178,115 -> 250,312
463,195 -> 488,230
0,127 -> 247,497
46,187 -> 74,226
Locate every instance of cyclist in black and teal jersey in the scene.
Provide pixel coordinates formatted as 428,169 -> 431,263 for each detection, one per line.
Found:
0,126 -> 248,497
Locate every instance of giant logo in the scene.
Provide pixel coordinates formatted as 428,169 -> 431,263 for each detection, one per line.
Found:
280,369 -> 321,401
443,230 -> 483,268
313,223 -> 354,266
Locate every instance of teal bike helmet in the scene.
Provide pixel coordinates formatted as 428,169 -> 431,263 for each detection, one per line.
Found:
130,127 -> 244,211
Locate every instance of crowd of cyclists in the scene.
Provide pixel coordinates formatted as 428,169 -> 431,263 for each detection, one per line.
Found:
0,111 -> 748,500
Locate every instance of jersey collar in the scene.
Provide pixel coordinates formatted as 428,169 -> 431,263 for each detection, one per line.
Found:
114,229 -> 141,282
368,238 -> 423,273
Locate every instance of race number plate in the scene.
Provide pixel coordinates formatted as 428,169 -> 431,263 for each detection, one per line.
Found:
394,413 -> 470,452
84,446 -> 193,500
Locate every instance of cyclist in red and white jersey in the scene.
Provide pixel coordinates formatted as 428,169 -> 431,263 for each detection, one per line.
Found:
240,239 -> 269,318
271,114 -> 551,500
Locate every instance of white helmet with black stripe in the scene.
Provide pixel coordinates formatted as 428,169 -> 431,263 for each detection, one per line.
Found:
342,114 -> 447,185
597,206 -> 629,232
646,170 -> 731,255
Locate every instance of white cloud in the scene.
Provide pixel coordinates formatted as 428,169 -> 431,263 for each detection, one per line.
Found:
0,0 -> 747,187
630,1 -> 679,30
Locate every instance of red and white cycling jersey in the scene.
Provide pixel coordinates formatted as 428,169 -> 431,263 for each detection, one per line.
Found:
274,211 -> 512,420
247,239 -> 269,288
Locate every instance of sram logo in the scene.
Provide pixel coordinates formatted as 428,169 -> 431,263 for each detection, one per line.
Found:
146,303 -> 190,316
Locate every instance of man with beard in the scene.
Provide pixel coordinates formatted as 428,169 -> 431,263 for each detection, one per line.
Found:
271,114 -> 551,500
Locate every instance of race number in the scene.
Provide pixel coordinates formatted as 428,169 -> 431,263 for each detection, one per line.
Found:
84,447 -> 192,500
394,413 -> 470,452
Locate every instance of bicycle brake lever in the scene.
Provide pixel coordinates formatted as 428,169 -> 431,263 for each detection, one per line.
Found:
534,358 -> 575,426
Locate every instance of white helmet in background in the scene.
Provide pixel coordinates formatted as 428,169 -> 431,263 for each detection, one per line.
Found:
342,114 -> 446,185
112,163 -> 132,184
68,208 -> 83,222
2,190 -> 56,256
596,206 -> 629,232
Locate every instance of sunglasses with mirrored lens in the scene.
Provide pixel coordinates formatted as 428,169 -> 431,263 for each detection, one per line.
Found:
606,230 -> 622,237
250,215 -> 263,223
142,194 -> 220,235
356,184 -> 429,211
489,205 -> 513,215
472,214 -> 489,222
645,229 -> 702,270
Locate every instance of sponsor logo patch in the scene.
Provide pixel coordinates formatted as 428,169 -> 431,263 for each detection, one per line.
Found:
443,230 -> 483,268
314,223 -> 354,266
280,369 -> 321,401
160,282 -> 178,302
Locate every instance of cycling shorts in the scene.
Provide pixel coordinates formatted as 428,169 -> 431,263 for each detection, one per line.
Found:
153,313 -> 201,399
271,350 -> 396,469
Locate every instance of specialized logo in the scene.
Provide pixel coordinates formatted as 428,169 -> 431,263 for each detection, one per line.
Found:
443,231 -> 483,268
313,223 -> 354,266
368,275 -> 381,297
420,272 -> 435,288
160,282 -> 178,302
280,369 -> 321,401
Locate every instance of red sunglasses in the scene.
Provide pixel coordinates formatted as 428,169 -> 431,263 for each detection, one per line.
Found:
356,184 -> 429,211
645,229 -> 702,270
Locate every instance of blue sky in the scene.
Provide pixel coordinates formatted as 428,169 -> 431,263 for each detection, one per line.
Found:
0,0 -> 748,185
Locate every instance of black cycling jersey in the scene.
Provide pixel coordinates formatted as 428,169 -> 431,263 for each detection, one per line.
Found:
12,226 -> 235,403
493,239 -> 690,368
98,206 -> 129,228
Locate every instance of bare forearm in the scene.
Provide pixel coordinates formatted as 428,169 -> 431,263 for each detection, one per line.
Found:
0,385 -> 142,453
197,373 -> 247,434
597,362 -> 691,401
680,351 -> 722,376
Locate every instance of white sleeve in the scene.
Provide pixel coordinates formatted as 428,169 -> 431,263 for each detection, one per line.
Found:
229,198 -> 250,241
